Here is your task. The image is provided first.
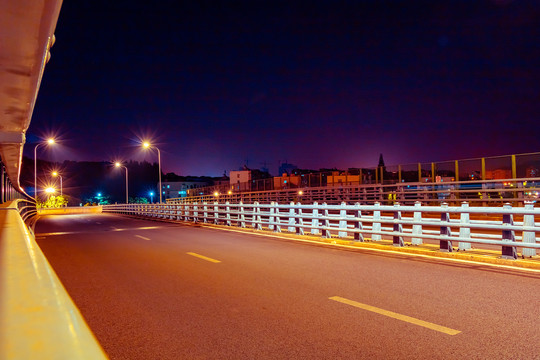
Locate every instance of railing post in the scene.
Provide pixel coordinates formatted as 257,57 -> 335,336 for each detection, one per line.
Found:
254,201 -> 262,230
501,203 -> 517,260
353,202 -> 364,242
412,201 -> 423,245
203,202 -> 208,223
458,202 -> 471,251
371,202 -> 382,241
296,202 -> 304,235
214,201 -> 219,225
226,201 -> 231,226
439,202 -> 452,252
176,204 -> 181,221
239,201 -> 246,228
269,202 -> 275,231
322,202 -> 331,238
311,201 -> 319,235
288,202 -> 296,232
338,202 -> 347,238
274,202 -> 281,233
193,202 -> 198,223
184,203 -> 190,221
393,203 -> 404,247
522,202 -> 536,257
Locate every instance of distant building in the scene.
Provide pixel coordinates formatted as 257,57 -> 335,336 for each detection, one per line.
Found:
327,171 -> 361,185
485,169 -> 512,180
526,166 -> 539,178
274,173 -> 301,189
278,162 -> 298,176
162,179 -> 212,199
230,165 -> 271,191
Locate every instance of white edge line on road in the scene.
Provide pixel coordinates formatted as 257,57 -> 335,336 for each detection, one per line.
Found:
135,235 -> 151,241
208,226 -> 540,274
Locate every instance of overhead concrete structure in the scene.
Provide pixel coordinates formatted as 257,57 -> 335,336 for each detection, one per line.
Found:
0,0 -> 62,192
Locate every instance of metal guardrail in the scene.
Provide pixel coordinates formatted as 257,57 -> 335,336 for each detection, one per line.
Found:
104,201 -> 539,260
166,177 -> 540,207
0,200 -> 107,359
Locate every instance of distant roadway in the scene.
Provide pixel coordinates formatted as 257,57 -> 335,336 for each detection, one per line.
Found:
36,214 -> 540,359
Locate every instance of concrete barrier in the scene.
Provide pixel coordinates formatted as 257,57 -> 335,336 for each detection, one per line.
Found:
38,206 -> 103,215
1,201 -> 107,359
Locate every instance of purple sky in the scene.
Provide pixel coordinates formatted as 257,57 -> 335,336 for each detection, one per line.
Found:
25,0 -> 540,176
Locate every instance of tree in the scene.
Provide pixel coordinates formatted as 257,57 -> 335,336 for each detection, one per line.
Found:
38,195 -> 69,209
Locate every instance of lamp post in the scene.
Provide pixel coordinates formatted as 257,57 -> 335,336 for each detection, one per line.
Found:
51,171 -> 62,196
45,187 -> 56,201
34,138 -> 55,200
149,191 -> 154,204
142,141 -> 162,204
115,162 -> 129,204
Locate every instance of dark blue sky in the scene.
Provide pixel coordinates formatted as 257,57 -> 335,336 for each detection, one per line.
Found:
26,0 -> 540,176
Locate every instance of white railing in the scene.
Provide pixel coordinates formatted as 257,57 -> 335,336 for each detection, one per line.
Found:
104,201 -> 539,260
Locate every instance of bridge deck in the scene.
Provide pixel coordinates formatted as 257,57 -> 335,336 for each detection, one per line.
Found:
36,213 -> 540,359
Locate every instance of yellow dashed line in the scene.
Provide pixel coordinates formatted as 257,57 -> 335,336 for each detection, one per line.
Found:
187,252 -> 221,263
330,296 -> 461,335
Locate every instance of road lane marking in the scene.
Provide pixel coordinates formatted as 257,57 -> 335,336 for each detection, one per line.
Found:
329,296 -> 461,335
187,252 -> 221,263
39,226 -> 172,236
135,235 -> 151,240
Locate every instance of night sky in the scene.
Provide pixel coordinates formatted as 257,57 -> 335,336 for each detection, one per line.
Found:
25,0 -> 540,176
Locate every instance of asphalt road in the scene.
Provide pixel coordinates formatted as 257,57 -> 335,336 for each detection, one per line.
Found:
35,214 -> 540,360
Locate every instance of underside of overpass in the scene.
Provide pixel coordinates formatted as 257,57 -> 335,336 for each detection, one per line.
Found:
0,0 -> 62,191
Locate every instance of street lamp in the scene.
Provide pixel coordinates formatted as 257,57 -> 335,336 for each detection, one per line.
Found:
142,141 -> 162,204
149,191 -> 154,203
115,162 -> 129,204
51,171 -> 62,196
34,138 -> 55,200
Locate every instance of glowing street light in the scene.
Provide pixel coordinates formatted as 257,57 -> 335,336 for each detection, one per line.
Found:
45,187 -> 56,194
149,191 -> 154,203
115,162 -> 129,204
34,138 -> 55,200
141,141 -> 162,204
51,171 -> 62,196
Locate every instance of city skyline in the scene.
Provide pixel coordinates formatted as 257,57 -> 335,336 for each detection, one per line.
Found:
24,1 -> 540,177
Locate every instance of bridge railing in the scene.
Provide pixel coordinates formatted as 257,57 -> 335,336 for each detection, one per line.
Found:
0,157 -> 106,358
103,201 -> 540,260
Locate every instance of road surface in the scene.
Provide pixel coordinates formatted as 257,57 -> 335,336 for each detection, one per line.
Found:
36,213 -> 540,359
